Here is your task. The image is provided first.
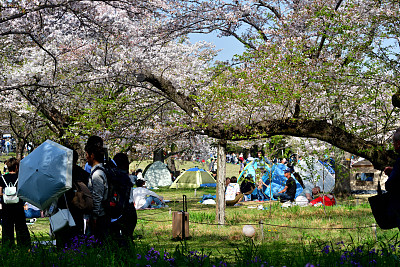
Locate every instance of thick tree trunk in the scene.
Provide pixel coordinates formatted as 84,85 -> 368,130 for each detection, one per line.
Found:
200,119 -> 396,170
15,138 -> 25,160
216,139 -> 226,226
333,159 -> 352,197
166,156 -> 177,176
153,149 -> 165,162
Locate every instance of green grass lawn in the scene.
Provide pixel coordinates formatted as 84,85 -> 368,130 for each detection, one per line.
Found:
11,186 -> 400,266
1,158 -> 399,266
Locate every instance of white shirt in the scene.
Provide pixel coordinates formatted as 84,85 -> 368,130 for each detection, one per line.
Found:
225,183 -> 240,201
131,187 -> 161,209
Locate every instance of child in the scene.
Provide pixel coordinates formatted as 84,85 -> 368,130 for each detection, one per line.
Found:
256,175 -> 268,201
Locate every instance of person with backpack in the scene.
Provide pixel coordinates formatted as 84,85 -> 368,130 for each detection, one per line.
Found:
55,150 -> 90,248
0,158 -> 31,248
85,136 -> 109,242
110,152 -> 136,245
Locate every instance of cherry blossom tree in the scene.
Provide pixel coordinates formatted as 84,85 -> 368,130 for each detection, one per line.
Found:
158,0 -> 400,170
2,0 -> 400,170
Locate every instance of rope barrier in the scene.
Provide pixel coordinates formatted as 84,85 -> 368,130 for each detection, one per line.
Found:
136,215 -> 375,230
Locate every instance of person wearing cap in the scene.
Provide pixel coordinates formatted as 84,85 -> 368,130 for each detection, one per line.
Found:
273,169 -> 296,202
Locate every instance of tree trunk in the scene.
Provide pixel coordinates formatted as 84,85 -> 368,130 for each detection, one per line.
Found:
216,139 -> 226,226
15,138 -> 25,160
153,149 -> 165,162
166,156 -> 177,176
333,159 -> 352,197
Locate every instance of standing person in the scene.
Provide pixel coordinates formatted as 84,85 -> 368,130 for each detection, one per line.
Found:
0,158 -> 31,248
273,169 -> 297,202
55,150 -> 90,248
110,152 -> 136,245
5,139 -> 10,155
239,157 -> 245,174
85,136 -> 109,242
385,128 -> 400,191
0,138 -> 5,153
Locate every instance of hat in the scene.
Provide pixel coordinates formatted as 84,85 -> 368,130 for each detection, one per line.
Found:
284,168 -> 292,174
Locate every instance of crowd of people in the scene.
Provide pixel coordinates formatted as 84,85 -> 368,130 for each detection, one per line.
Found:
0,138 -> 14,155
0,135 -> 169,249
3,127 -> 400,248
221,149 -> 337,207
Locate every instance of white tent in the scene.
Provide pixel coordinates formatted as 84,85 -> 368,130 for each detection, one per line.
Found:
294,157 -> 335,193
143,161 -> 172,188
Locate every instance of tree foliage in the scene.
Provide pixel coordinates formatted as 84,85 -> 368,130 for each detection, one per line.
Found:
1,0 -> 400,168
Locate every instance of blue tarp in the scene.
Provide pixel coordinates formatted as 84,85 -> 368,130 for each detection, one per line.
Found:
319,160 -> 335,174
238,160 -> 303,200
261,163 -> 303,200
237,160 -> 257,183
187,167 -> 206,172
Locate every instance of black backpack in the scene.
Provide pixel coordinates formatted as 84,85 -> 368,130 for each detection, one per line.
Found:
92,163 -> 133,219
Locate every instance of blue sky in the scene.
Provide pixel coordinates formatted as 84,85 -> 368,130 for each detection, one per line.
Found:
189,32 -> 246,62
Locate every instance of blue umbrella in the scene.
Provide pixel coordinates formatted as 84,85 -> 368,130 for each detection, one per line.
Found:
17,140 -> 73,210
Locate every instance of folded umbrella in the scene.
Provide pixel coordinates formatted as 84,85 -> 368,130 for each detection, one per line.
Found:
17,140 -> 73,210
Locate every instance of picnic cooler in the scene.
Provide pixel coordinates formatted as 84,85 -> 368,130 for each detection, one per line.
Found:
172,195 -> 190,239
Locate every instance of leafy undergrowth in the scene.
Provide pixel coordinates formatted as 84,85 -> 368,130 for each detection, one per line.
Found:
1,234 -> 400,266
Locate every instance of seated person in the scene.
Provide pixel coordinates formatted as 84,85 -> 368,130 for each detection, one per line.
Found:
131,179 -> 167,209
295,186 -> 320,206
273,169 -> 296,202
24,202 -> 42,218
226,176 -> 242,206
256,176 -> 268,201
240,174 -> 256,201
310,194 -> 336,206
225,177 -> 231,189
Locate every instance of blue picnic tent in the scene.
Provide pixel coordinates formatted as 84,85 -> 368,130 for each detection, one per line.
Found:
260,163 -> 303,200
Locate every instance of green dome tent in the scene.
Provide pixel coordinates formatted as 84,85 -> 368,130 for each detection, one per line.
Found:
169,167 -> 216,189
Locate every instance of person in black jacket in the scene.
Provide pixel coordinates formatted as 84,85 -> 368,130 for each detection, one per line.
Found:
110,152 -> 136,246
0,158 -> 31,248
55,150 -> 89,248
273,168 -> 297,202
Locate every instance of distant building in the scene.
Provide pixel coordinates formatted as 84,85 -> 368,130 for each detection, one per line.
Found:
351,159 -> 387,191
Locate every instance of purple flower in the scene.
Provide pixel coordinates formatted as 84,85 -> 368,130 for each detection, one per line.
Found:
321,245 -> 330,254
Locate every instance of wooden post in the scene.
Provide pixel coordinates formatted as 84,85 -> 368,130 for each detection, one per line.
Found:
372,223 -> 377,241
216,139 -> 227,226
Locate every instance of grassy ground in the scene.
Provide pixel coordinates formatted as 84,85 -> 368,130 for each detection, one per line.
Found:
16,187 -> 398,264
2,158 -> 399,265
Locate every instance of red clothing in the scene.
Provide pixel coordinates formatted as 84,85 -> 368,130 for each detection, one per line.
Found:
310,195 -> 336,206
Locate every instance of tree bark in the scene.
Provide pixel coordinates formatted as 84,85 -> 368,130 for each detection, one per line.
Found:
200,119 -> 396,170
333,159 -> 352,197
15,138 -> 26,160
145,72 -> 397,171
153,149 -> 165,162
216,139 -> 226,226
